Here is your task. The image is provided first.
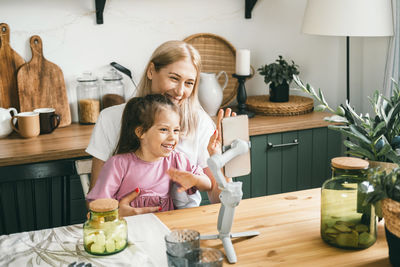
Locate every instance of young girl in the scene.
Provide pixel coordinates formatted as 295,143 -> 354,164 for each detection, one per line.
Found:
86,94 -> 213,211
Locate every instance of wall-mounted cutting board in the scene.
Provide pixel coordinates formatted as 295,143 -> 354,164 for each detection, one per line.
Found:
0,23 -> 25,109
17,35 -> 71,127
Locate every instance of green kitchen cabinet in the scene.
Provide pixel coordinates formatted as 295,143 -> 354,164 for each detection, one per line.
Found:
248,127 -> 342,198
200,127 -> 342,205
0,158 -> 88,235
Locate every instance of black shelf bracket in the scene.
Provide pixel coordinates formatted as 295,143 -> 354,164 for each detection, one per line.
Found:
245,0 -> 258,19
95,0 -> 106,24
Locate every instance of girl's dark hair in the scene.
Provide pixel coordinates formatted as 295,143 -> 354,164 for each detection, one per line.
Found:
114,94 -> 180,155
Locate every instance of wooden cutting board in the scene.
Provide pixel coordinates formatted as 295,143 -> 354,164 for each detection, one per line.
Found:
0,23 -> 25,109
17,35 -> 71,127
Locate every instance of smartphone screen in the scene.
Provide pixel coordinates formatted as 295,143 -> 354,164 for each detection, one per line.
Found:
221,115 -> 251,177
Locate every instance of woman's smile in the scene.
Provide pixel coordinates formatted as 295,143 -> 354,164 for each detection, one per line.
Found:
148,58 -> 197,105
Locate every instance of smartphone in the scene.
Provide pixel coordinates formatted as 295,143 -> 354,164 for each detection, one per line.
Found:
221,115 -> 251,177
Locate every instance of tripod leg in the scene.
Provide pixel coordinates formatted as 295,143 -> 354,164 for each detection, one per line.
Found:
222,236 -> 237,263
231,231 -> 260,238
200,234 -> 219,240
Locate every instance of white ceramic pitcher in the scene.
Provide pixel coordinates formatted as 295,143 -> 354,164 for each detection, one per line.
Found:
0,107 -> 18,138
198,71 -> 228,116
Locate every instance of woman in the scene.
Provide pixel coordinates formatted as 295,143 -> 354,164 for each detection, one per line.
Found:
86,40 -> 234,217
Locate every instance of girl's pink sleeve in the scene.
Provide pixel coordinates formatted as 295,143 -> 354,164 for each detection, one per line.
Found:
86,155 -> 126,202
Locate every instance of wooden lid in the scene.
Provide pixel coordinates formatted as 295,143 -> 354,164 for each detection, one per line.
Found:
331,157 -> 369,170
89,198 -> 118,212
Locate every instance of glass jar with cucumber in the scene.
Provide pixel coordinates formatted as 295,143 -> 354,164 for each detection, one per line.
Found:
321,157 -> 377,249
83,198 -> 128,255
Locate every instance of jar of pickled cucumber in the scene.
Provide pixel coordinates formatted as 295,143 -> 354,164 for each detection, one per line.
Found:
83,198 -> 128,255
321,157 -> 377,249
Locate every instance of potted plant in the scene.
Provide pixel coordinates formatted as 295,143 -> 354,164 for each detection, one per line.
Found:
258,55 -> 299,102
294,75 -> 400,263
293,76 -> 400,165
364,168 -> 400,266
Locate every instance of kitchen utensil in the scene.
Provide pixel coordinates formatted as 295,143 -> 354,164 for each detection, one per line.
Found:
76,72 -> 100,124
198,71 -> 228,116
10,111 -> 40,138
17,35 -> 71,127
110,61 -> 137,88
101,68 -> 125,109
184,33 -> 238,108
0,107 -> 17,138
33,108 -> 60,134
0,23 -> 25,109
165,229 -> 200,257
184,248 -> 224,267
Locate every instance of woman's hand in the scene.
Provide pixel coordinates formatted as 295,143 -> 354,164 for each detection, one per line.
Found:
118,188 -> 160,217
168,168 -> 212,192
207,108 -> 237,156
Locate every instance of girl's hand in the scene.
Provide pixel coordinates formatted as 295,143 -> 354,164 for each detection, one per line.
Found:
168,168 -> 212,192
118,188 -> 161,217
167,168 -> 197,192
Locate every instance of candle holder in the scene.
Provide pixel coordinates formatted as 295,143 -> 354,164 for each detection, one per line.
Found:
232,74 -> 254,118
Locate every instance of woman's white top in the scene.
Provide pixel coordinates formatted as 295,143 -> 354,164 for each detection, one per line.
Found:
86,103 -> 215,208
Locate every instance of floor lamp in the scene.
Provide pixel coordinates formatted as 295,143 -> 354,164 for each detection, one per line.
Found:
301,0 -> 393,102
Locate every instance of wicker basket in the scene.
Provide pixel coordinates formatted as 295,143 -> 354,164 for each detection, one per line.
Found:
382,198 -> 400,238
184,33 -> 238,107
246,95 -> 314,116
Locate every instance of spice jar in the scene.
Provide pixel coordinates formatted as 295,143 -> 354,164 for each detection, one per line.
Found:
83,198 -> 128,255
77,72 -> 100,124
101,68 -> 125,110
321,157 -> 377,249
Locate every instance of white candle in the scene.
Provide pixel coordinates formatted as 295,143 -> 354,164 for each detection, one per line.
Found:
236,49 -> 250,76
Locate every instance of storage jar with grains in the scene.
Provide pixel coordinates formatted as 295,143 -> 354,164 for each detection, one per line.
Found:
77,72 -> 100,124
83,198 -> 128,255
321,157 -> 377,249
101,68 -> 125,110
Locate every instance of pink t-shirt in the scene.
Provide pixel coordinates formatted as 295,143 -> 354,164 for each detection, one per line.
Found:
86,150 -> 204,211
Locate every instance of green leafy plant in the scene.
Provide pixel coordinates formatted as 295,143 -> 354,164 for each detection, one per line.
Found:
293,75 -> 400,165
365,167 -> 400,205
258,56 -> 299,87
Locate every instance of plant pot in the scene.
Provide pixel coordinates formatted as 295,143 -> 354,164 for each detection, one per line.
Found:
382,198 -> 400,266
385,226 -> 400,266
269,82 -> 289,102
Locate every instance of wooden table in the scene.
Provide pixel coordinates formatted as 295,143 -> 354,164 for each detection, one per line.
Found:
156,188 -> 390,267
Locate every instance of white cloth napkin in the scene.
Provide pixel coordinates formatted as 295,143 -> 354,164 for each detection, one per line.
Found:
0,213 -> 170,267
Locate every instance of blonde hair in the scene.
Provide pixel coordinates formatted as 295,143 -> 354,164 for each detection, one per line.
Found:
135,40 -> 202,138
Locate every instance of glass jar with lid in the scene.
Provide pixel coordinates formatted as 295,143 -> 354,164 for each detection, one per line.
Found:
321,157 -> 377,249
76,72 -> 100,124
83,198 -> 128,255
101,68 -> 125,110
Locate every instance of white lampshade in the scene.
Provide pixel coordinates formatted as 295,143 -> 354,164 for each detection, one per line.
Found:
302,0 -> 394,37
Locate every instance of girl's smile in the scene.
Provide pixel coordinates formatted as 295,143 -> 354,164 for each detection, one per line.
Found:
135,108 -> 180,162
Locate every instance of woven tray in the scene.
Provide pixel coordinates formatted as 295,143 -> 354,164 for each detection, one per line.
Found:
246,95 -> 314,116
184,33 -> 238,107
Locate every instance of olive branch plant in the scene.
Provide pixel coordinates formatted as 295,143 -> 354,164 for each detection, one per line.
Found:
293,75 -> 400,165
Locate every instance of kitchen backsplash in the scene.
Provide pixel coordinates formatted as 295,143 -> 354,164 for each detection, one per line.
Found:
0,0 -> 389,121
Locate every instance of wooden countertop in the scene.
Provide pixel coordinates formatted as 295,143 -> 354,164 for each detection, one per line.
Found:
0,112 -> 333,167
156,188 -> 390,266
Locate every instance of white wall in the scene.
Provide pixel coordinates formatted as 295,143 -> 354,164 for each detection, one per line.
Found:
0,0 -> 390,121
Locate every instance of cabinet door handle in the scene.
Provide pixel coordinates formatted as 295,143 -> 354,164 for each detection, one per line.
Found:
267,139 -> 299,150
